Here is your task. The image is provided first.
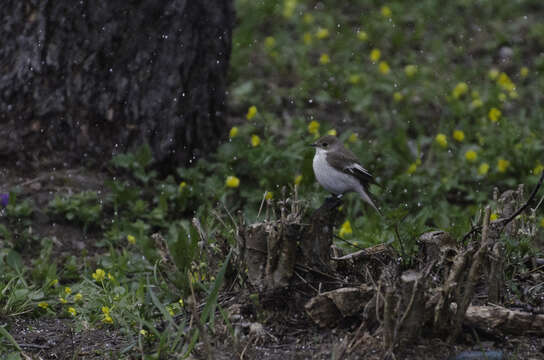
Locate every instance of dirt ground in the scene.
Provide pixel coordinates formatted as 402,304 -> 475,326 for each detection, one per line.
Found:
8,308 -> 544,359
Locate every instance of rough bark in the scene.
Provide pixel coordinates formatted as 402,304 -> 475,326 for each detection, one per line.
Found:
0,0 -> 233,170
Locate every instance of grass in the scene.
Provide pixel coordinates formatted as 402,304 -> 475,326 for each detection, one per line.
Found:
1,0 -> 544,358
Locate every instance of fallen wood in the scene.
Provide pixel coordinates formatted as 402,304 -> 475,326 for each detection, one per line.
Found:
465,305 -> 544,335
304,285 -> 375,327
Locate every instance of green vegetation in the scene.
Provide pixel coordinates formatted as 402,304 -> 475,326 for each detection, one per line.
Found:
1,0 -> 543,357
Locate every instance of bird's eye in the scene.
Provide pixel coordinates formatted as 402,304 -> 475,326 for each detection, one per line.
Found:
322,142 -> 328,147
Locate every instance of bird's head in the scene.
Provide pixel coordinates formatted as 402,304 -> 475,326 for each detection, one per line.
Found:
310,135 -> 340,152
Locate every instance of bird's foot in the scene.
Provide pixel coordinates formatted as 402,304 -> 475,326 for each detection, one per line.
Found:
322,194 -> 343,210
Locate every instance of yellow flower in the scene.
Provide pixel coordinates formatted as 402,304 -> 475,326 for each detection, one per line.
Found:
246,105 -> 257,120
404,65 -> 417,77
59,297 -> 67,304
435,133 -> 448,148
226,175 -> 240,188
348,74 -> 361,84
303,13 -> 314,24
228,127 -> 239,139
407,162 -> 417,174
348,133 -> 358,143
339,220 -> 353,237
68,307 -> 77,316
303,32 -> 312,45
393,92 -> 403,102
497,158 -> 510,173
102,306 -> 110,315
168,306 -> 175,316
65,287 -> 72,295
357,31 -> 368,41
92,268 -> 106,282
470,98 -> 483,109
316,27 -> 329,39
294,174 -> 303,185
251,134 -> 261,147
282,0 -> 296,18
452,82 -> 469,99
370,48 -> 381,62
179,298 -> 184,307
490,213 -> 498,221
497,72 -> 515,92
520,66 -> 529,78
478,163 -> 490,175
453,130 -> 465,142
38,302 -> 48,309
74,293 -> 83,301
225,126 -> 238,141
264,36 -> 276,49
102,315 -> 113,324
264,191 -> 273,200
140,329 -> 148,336
488,68 -> 499,80
319,53 -> 330,64
378,61 -> 390,75
327,129 -> 337,136
488,107 -> 502,122
308,120 -> 320,135
534,163 -> 544,175
107,273 -> 114,281
540,218 -> 544,228
127,234 -> 136,245
381,6 -> 392,18
465,150 -> 477,162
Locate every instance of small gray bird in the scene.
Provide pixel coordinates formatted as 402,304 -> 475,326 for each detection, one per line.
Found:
311,135 -> 382,215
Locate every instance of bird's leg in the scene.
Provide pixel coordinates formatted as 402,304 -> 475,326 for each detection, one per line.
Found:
322,193 -> 343,211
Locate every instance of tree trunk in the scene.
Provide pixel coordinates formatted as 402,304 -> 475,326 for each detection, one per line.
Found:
0,0 -> 233,170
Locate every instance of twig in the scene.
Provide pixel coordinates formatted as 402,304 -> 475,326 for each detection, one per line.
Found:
192,217 -> 208,243
500,170 -> 544,225
257,191 -> 267,220
534,193 -> 544,213
332,234 -> 365,251
382,285 -> 396,359
394,223 -> 407,262
450,206 -> 491,343
394,278 -> 419,341
293,270 -> 319,293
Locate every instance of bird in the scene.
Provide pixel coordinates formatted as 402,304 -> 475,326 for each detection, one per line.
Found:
311,134 -> 382,215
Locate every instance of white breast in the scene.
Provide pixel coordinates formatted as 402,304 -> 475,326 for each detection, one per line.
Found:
312,149 -> 361,195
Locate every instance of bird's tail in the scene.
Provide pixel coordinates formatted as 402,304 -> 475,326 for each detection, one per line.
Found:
357,186 -> 382,216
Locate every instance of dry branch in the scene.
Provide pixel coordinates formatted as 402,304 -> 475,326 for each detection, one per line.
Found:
465,305 -> 544,335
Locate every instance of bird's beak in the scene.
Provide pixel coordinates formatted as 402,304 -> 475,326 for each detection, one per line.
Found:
310,142 -> 317,147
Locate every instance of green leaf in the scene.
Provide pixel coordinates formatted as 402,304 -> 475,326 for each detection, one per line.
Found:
6,250 -> 22,272
135,144 -> 153,168
200,250 -> 232,326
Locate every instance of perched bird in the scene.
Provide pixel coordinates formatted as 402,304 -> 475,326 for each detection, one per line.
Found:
311,135 -> 382,215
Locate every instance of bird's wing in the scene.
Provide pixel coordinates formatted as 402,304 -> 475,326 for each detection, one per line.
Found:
344,162 -> 377,185
326,151 -> 377,186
